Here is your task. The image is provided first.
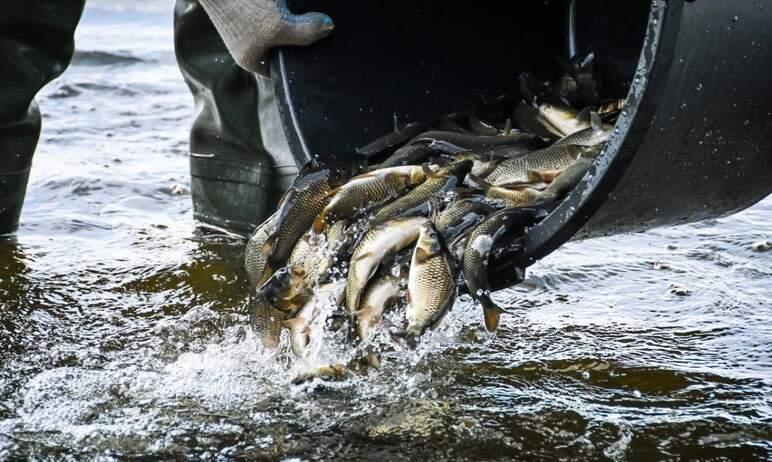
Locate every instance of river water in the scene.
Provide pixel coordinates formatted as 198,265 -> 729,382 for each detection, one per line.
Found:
0,2 -> 770,460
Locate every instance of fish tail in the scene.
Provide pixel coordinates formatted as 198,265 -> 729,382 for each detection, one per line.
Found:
502,118 -> 512,136
312,213 -> 327,234
466,174 -> 492,193
366,349 -> 381,369
389,327 -> 419,349
255,263 -> 274,288
481,299 -> 506,333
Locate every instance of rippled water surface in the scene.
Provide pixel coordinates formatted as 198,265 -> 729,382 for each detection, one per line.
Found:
1,3 -> 771,460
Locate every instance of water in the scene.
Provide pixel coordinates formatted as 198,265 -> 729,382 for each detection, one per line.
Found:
1,3 -> 771,460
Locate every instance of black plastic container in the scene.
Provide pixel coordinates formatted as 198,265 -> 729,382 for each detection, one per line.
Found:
272,0 -> 772,288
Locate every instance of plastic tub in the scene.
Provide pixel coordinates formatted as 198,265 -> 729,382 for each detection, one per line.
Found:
272,0 -> 772,288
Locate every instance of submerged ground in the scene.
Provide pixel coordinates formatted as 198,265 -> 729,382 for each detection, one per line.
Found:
0,2 -> 770,460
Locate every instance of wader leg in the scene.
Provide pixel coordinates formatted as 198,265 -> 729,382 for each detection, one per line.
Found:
0,1 -> 85,235
174,0 -> 298,235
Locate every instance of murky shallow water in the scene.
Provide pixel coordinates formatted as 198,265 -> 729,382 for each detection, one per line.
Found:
1,3 -> 771,460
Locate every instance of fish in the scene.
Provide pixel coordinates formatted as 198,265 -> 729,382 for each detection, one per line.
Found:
409,130 -> 544,150
512,103 -> 558,140
284,279 -> 346,359
354,272 -> 403,367
372,160 -> 473,223
434,197 -> 498,243
450,152 -> 500,178
257,263 -> 310,315
558,52 -> 602,106
378,135 -> 487,170
554,112 -> 610,147
518,71 -> 561,106
356,121 -> 431,158
287,232 -> 330,293
378,143 -> 436,169
467,175 -> 549,207
532,156 -> 596,203
537,103 -> 592,138
432,112 -> 471,134
405,222 -> 457,341
244,211 -> 278,288
313,165 -> 428,233
292,364 -> 352,385
462,208 -> 544,332
249,294 -> 287,349
251,252 -> 327,349
256,158 -> 361,286
346,217 -> 427,315
468,109 -> 503,136
485,144 -> 585,186
555,72 -> 580,106
596,98 -> 626,118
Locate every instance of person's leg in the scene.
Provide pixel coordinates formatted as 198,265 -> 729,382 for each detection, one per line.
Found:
0,0 -> 85,235
174,0 -> 296,235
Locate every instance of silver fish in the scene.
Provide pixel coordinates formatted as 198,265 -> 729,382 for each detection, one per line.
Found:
346,217 -> 427,314
284,279 -> 346,359
485,144 -> 584,186
355,273 -> 403,368
405,223 -> 457,340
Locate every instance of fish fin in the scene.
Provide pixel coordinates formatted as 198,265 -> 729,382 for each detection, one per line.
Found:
579,51 -> 595,71
428,198 -> 442,224
422,164 -> 437,178
528,169 -> 562,183
312,213 -> 327,234
283,317 -> 307,331
526,170 -> 543,183
502,118 -> 513,136
576,106 -> 593,124
260,234 -> 276,258
255,262 -> 274,288
590,111 -> 604,132
466,174 -> 492,193
499,181 -> 536,191
413,246 -> 433,264
354,251 -> 373,262
389,328 -> 419,349
367,350 -> 381,369
482,302 -> 506,332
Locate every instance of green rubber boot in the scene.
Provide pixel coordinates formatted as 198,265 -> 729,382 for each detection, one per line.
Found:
174,0 -> 299,235
0,0 -> 85,235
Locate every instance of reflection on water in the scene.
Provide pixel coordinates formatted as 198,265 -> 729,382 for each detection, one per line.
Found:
1,2 -> 770,460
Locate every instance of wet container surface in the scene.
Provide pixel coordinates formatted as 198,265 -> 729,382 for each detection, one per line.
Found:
1,2 -> 771,460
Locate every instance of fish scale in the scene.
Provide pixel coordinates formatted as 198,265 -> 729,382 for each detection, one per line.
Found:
244,211 -> 278,287
484,186 -> 544,206
373,161 -> 472,223
249,295 -> 286,349
435,198 -> 497,243
346,217 -> 426,313
257,168 -> 336,286
406,225 -> 456,336
317,167 -> 424,230
485,144 -> 584,185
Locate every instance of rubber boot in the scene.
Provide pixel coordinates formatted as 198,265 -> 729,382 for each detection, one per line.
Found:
174,0 -> 298,235
0,0 -> 85,235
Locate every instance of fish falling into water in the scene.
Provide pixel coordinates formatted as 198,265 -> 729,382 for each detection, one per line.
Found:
242,51 -> 622,381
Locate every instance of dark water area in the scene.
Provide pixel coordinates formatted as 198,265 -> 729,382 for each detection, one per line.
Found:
0,2 -> 770,460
